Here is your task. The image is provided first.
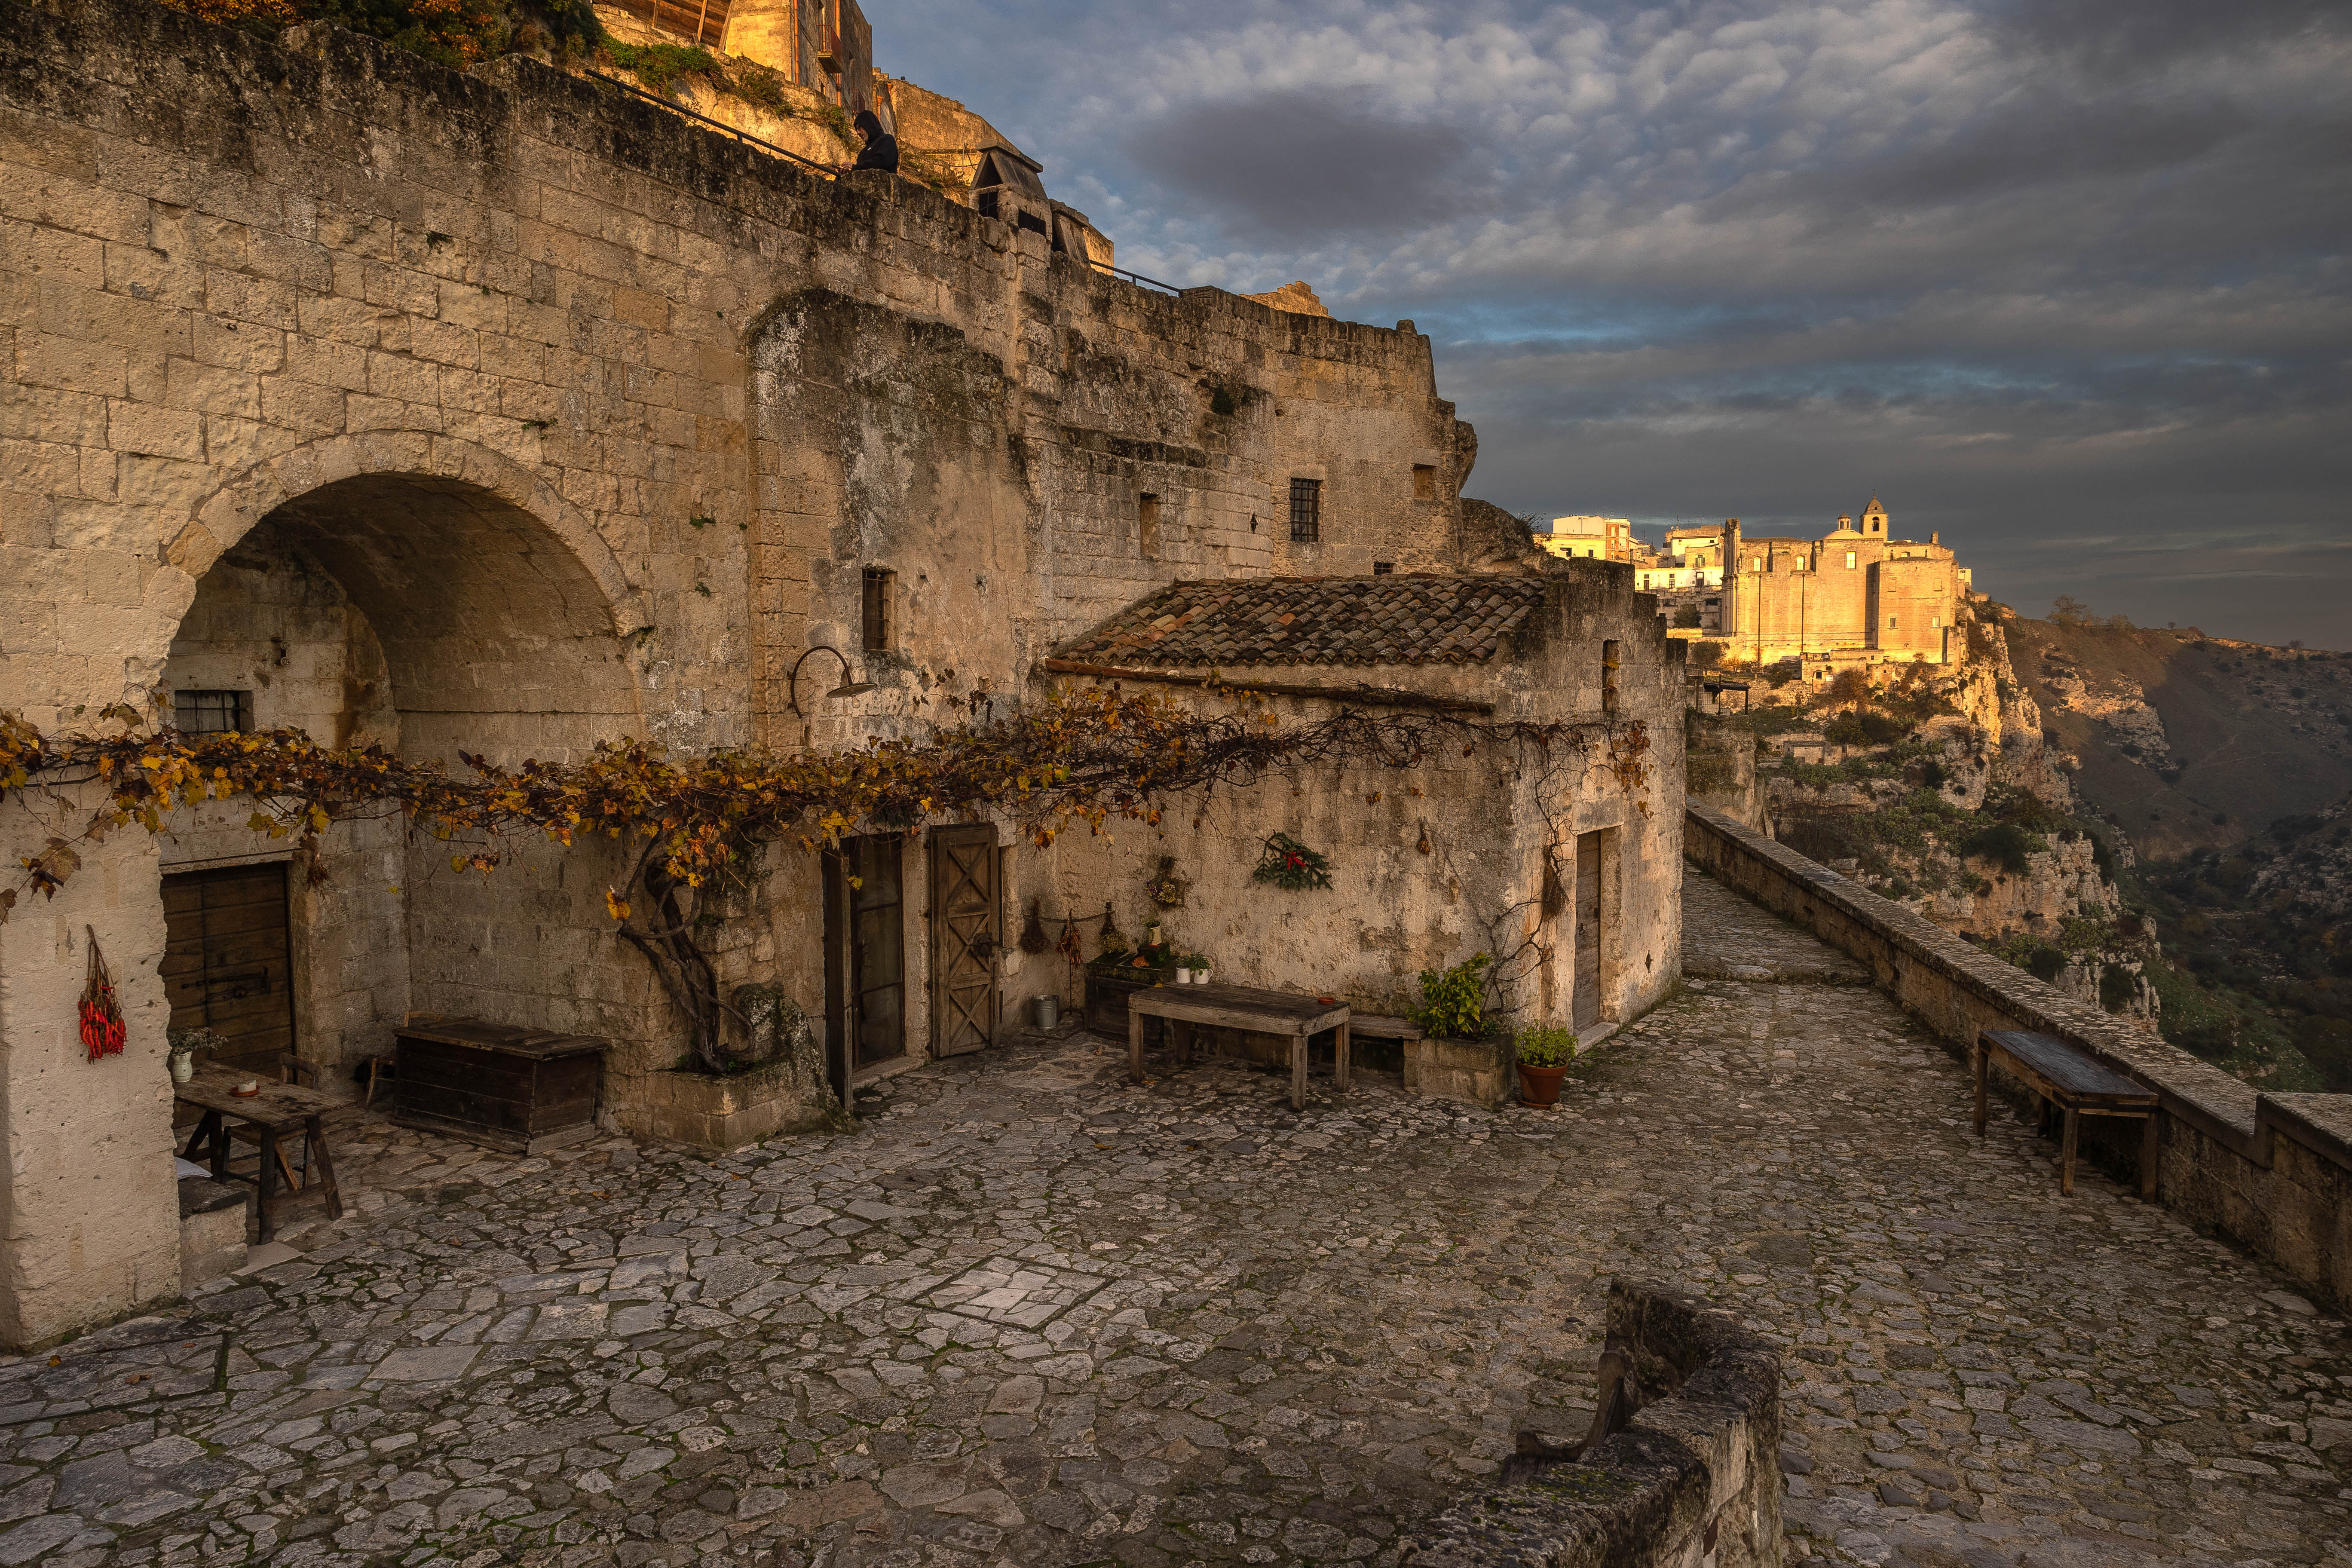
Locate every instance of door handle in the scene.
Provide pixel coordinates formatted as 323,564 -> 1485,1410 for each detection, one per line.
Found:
968,931 -> 998,960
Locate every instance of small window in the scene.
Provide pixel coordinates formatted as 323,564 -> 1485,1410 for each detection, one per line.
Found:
174,689 -> 248,735
1139,493 -> 1161,557
1288,477 -> 1321,543
1372,560 -> 1394,576
1845,551 -> 1856,569
1602,640 -> 1622,717
1412,464 -> 1436,499
1887,615 -> 1899,630
977,190 -> 1000,220
862,568 -> 894,652
1931,616 -> 1941,628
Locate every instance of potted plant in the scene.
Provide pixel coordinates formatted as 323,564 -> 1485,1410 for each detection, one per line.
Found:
1174,959 -> 1194,984
1188,954 -> 1213,985
1409,952 -> 1490,1040
1514,1025 -> 1577,1107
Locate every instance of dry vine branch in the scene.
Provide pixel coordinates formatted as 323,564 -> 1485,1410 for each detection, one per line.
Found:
2,691 -> 1651,1067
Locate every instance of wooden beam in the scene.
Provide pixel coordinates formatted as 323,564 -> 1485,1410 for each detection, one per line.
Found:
1037,658 -> 1494,714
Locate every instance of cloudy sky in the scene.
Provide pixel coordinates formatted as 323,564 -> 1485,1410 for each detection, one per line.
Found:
882,0 -> 2352,646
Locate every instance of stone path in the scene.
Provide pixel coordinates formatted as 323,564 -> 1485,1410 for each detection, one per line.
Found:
0,871 -> 2345,1568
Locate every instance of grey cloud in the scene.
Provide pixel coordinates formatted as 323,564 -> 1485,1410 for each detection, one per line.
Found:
882,0 -> 2352,645
1122,89 -> 1494,240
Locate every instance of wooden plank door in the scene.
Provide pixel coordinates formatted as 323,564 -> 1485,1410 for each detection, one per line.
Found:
162,861 -> 295,1076
928,824 -> 1000,1057
1572,831 -> 1604,1030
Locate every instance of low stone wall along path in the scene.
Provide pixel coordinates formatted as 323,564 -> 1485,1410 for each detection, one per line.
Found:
0,871 -> 2344,1567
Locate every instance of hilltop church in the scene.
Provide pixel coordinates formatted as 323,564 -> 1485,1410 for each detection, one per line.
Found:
1660,499 -> 1971,668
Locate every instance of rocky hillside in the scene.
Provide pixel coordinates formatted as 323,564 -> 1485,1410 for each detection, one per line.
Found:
2005,610 -> 2352,862
1694,600 -> 2352,1090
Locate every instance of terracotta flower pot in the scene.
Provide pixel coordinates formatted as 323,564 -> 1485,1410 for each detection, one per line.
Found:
1518,1063 -> 1568,1107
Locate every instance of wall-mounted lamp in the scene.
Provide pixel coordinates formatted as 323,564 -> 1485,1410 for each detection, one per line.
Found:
787,645 -> 875,717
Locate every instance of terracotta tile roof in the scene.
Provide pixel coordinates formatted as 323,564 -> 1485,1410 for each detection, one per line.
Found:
1055,576 -> 1547,668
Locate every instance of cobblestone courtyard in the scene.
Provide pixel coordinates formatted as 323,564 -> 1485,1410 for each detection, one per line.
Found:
2,873 -> 2346,1568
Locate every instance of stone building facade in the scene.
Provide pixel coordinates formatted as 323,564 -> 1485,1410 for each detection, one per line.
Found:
1710,501 -> 1967,666
0,0 -> 1684,1345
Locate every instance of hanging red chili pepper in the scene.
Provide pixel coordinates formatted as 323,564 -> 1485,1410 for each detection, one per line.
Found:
79,926 -> 126,1062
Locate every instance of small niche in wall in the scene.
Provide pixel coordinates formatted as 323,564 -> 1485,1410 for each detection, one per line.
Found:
1412,464 -> 1436,499
1139,493 -> 1161,559
1373,561 -> 1395,576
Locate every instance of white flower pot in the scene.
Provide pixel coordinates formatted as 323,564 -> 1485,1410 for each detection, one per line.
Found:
1174,968 -> 1193,984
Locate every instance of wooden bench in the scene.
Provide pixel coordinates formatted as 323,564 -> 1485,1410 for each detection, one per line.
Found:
1347,1014 -> 1424,1046
1129,984 -> 1351,1111
177,1065 -> 344,1242
1975,1029 -> 2158,1198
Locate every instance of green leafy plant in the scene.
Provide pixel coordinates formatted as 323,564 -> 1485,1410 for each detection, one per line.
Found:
1252,832 -> 1333,891
1515,1024 -> 1577,1068
1412,952 -> 1491,1039
599,40 -> 725,99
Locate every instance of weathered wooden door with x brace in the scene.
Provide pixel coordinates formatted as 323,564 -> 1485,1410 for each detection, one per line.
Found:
928,824 -> 1001,1057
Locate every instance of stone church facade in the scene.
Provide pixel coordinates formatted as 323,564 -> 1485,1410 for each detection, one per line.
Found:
0,0 -> 1685,1346
1687,501 -> 1968,668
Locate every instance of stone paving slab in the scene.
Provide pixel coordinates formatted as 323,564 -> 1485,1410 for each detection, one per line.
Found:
0,870 -> 2343,1568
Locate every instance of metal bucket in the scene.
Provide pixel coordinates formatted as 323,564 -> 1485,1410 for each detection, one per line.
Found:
1034,995 -> 1060,1030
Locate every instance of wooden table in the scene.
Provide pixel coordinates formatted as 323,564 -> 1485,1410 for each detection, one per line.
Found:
176,1065 -> 344,1242
1129,984 -> 1350,1111
1976,1029 -> 2159,1198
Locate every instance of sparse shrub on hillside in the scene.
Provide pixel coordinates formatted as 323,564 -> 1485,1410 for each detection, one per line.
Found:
600,40 -> 725,97
1960,820 -> 2043,875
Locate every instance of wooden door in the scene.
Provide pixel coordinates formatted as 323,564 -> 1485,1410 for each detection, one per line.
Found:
162,861 -> 295,1075
1573,831 -> 1604,1030
823,836 -> 906,1078
928,824 -> 1000,1057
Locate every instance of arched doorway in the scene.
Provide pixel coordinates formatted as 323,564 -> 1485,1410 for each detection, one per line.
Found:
159,472 -> 647,1090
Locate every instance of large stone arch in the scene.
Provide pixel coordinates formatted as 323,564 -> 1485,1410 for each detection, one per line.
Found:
152,444 -> 665,1137
162,433 -> 647,670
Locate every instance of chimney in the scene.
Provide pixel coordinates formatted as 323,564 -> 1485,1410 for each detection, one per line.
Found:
1931,531 -> 1940,545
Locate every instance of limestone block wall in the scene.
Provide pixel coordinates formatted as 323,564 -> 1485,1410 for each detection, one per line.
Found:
1402,1279 -> 1784,1568
0,0 -> 1510,1340
1685,802 -> 2352,1312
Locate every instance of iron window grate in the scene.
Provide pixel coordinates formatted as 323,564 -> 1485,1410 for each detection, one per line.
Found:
1289,478 -> 1321,543
174,689 -> 249,735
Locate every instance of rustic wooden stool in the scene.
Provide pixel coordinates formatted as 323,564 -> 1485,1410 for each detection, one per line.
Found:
176,1065 -> 343,1242
1975,1029 -> 2159,1199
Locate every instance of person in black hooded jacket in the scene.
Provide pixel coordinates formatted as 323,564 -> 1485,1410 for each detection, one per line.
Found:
844,110 -> 899,175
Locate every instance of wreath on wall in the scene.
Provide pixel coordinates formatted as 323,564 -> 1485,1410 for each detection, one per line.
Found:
1252,832 -> 1334,892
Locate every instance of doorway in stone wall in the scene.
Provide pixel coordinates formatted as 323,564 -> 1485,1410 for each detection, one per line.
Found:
162,861 -> 295,1078
824,835 -> 908,1091
928,824 -> 1000,1058
1573,830 -> 1608,1030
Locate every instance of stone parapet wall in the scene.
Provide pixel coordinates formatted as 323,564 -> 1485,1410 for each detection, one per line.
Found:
1402,1280 -> 1782,1568
1685,802 -> 2352,1310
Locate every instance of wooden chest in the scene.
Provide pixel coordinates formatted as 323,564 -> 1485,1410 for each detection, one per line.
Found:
1084,961 -> 1176,1039
392,1020 -> 607,1155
